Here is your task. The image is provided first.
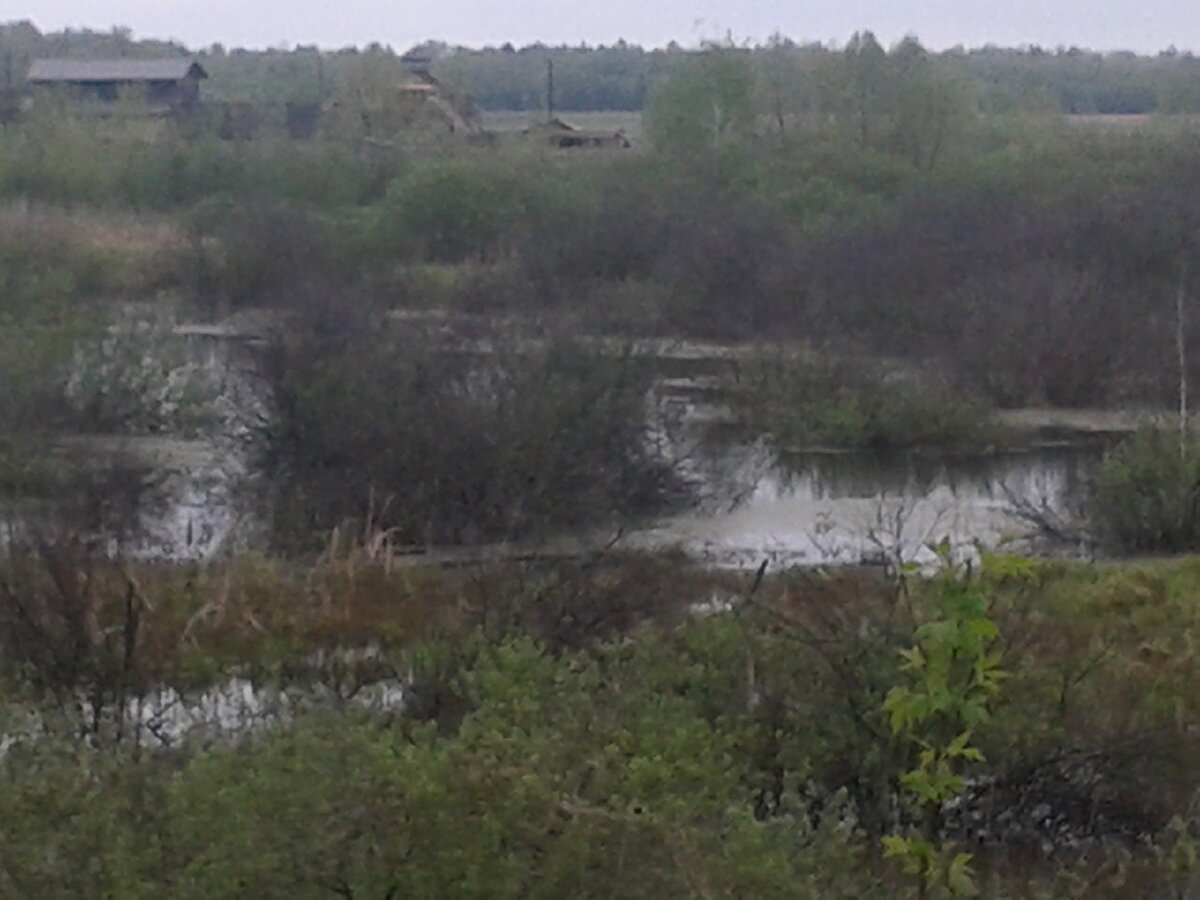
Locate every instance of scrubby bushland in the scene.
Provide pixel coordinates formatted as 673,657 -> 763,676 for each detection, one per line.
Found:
0,538 -> 735,705
514,159 -> 675,291
266,312 -> 680,546
0,549 -> 1198,895
0,111 -> 402,211
379,159 -> 529,264
0,207 -> 174,478
368,156 -> 810,339
349,127 -> 1200,410
1090,429 -> 1200,553
182,197 -> 337,309
13,47 -> 1200,529
737,352 -> 995,451
948,261 -> 1136,408
976,556 -> 1200,857
0,647 -> 879,899
652,196 -> 805,340
9,84 -> 1200,418
803,178 -> 1199,408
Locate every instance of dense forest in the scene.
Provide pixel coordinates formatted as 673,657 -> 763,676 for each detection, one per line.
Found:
5,19 -> 1200,112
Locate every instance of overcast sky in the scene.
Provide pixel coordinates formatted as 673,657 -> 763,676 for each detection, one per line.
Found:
8,0 -> 1200,54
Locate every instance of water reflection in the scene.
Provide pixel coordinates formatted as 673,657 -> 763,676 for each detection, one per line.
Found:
636,442 -> 1102,570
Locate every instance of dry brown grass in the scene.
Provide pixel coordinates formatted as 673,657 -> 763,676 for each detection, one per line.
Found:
0,201 -> 182,257
0,539 -> 752,695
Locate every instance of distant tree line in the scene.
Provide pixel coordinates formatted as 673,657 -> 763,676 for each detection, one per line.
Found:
434,37 -> 1200,115
5,20 -> 1200,113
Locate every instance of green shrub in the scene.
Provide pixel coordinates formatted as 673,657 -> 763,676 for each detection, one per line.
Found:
382,159 -> 530,263
737,353 -> 994,451
267,318 -> 680,546
183,196 -> 334,307
0,554 -> 1196,894
0,216 -> 119,443
0,634 -> 882,898
1091,429 -> 1200,553
0,741 -> 169,896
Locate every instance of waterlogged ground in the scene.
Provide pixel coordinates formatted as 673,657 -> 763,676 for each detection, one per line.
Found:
1,314 -> 270,562
1,672 -> 408,754
634,442 -> 1097,569
4,314 -> 1115,569
88,418 -> 1099,570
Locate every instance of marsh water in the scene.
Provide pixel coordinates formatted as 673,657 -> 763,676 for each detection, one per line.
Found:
635,440 -> 1098,569
2,320 -> 1109,570
19,425 -> 1099,571
0,328 -> 1112,747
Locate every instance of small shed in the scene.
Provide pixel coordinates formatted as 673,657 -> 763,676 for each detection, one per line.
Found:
26,58 -> 208,111
525,117 -> 631,150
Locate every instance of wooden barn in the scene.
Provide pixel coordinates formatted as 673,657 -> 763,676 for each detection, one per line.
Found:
26,58 -> 208,112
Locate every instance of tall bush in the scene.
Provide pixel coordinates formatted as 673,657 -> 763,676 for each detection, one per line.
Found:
1091,429 -> 1200,553
267,316 -> 679,546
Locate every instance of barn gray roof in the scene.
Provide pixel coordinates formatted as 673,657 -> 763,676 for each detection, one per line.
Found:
27,59 -> 207,84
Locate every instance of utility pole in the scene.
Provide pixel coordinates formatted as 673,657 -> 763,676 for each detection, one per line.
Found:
1178,256 -> 1189,457
546,58 -> 555,120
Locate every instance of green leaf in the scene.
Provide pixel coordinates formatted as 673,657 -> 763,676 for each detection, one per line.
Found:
881,834 -> 911,860
947,852 -> 979,896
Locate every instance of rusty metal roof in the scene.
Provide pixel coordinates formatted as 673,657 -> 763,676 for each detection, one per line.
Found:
27,59 -> 207,84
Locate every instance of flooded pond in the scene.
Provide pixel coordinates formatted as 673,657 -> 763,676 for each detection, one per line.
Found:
634,441 -> 1100,569
5,423 -> 1107,573
0,316 -> 1114,570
